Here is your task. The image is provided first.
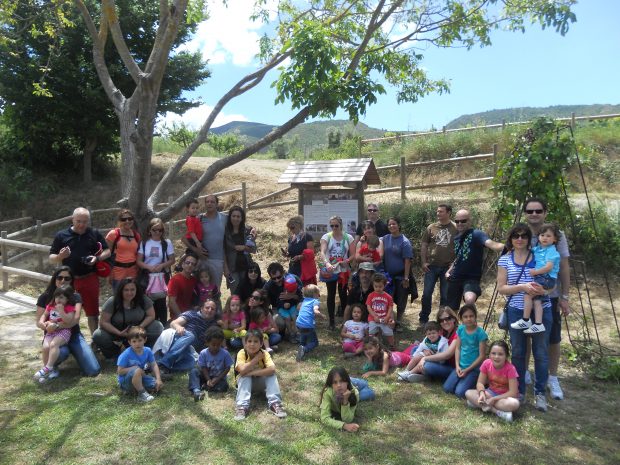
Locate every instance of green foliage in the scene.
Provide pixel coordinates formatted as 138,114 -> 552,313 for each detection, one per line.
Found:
492,117 -> 577,229
592,356 -> 620,382
570,204 -> 620,273
164,122 -> 197,148
326,126 -> 341,149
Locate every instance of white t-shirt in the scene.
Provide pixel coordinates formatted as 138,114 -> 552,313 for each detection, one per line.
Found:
140,239 -> 174,266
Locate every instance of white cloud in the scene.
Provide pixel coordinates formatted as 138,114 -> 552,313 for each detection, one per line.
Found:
181,1 -> 277,66
159,104 -> 248,130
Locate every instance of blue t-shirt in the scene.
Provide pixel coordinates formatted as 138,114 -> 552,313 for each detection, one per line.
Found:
117,346 -> 155,384
452,229 -> 489,280
197,347 -> 234,379
296,297 -> 320,329
456,324 -> 488,370
532,244 -> 560,279
381,234 -> 413,276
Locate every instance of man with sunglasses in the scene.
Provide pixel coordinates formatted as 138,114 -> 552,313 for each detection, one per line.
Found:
355,203 -> 389,243
50,207 -> 111,334
263,262 -> 303,338
523,198 -> 570,400
419,204 -> 457,326
445,209 -> 504,311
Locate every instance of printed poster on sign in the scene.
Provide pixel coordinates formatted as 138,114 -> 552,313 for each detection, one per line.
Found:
303,191 -> 358,235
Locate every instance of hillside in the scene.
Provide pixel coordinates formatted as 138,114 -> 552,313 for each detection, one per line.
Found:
445,103 -> 620,129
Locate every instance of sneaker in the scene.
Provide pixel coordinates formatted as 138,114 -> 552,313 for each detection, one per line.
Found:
547,376 -> 564,400
296,345 -> 305,362
137,391 -> 154,403
495,410 -> 513,422
34,367 -> 50,380
42,369 -> 60,383
266,347 -> 274,355
193,389 -> 205,402
524,370 -> 532,385
510,319 -> 532,330
271,345 -> 279,352
234,406 -> 248,421
524,323 -> 546,334
269,402 -> 287,418
405,373 -> 426,383
535,393 -> 548,412
396,371 -> 410,381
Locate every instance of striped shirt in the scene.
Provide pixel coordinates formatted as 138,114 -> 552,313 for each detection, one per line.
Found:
497,253 -> 550,310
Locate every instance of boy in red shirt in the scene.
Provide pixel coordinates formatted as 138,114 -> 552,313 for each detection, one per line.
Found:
185,199 -> 207,256
366,274 -> 395,349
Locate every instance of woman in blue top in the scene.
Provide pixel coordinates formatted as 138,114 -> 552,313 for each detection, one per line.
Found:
497,223 -> 551,412
381,217 -> 413,331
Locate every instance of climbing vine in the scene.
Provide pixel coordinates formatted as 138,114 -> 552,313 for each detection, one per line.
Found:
492,117 -> 576,230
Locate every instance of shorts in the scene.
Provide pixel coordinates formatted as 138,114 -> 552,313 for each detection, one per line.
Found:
369,321 -> 394,337
73,273 -> 100,317
119,366 -> 157,393
550,297 -> 562,344
534,274 -> 556,291
43,328 -> 72,344
446,278 -> 481,311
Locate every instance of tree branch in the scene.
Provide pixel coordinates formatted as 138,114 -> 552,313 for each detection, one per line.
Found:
156,106 -> 311,220
101,0 -> 143,84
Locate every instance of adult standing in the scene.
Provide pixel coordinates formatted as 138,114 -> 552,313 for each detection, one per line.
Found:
284,215 -> 314,283
497,223 -> 551,412
105,209 -> 141,291
167,253 -> 199,321
320,216 -> 356,330
35,267 -> 100,377
445,209 -> 504,311
523,197 -> 570,400
136,218 -> 176,325
419,204 -> 457,325
92,278 -> 164,359
224,205 -> 257,293
182,194 -> 226,290
354,203 -> 389,244
382,217 -> 413,331
49,207 -> 110,334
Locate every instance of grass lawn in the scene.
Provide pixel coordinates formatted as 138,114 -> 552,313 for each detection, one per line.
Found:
1,318 -> 618,465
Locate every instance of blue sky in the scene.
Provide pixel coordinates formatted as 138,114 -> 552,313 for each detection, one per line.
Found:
162,0 -> 620,132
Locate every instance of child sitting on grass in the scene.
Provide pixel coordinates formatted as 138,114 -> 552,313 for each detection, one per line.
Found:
341,303 -> 369,357
188,326 -> 233,401
397,321 -> 448,382
233,329 -> 287,421
117,326 -> 163,403
361,336 -> 411,378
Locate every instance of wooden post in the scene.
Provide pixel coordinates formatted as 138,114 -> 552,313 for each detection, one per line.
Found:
492,144 -> 498,176
571,112 -> 576,131
400,156 -> 406,201
241,182 -> 247,210
36,220 -> 43,270
1,231 -> 8,291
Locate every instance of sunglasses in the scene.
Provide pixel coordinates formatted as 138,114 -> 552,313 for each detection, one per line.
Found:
250,294 -> 262,299
56,275 -> 72,282
511,233 -> 529,240
329,224 -> 340,228
367,209 -> 378,212
454,219 -> 469,224
525,209 -> 544,214
248,269 -> 259,274
151,228 -> 163,233
120,217 -> 134,222
439,317 -> 453,323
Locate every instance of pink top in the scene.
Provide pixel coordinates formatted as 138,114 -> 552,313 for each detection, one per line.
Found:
480,358 -> 518,394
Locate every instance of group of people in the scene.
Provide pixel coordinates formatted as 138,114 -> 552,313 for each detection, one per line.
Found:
35,196 -> 569,425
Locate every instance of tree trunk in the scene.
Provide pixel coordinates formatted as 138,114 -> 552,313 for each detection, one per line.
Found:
82,137 -> 97,184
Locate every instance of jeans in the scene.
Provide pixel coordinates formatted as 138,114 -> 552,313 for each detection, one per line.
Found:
188,368 -> 229,392
351,377 -> 375,401
119,367 -> 157,392
92,320 -> 164,359
389,278 -> 409,324
443,367 -> 480,398
422,361 -> 454,382
155,332 -> 197,372
420,265 -> 449,322
236,374 -> 283,408
298,327 -> 318,353
267,332 -> 282,347
508,304 -> 552,395
56,331 -> 101,376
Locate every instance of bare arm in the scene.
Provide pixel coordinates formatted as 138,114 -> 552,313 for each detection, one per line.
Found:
169,315 -> 188,335
497,266 -> 543,297
424,339 -> 457,362
558,256 -> 571,315
485,239 -> 505,252
530,260 -> 553,276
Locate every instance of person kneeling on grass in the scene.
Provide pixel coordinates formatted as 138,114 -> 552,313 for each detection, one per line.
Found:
319,367 -> 375,433
464,340 -> 520,423
188,326 -> 233,401
117,326 -> 163,403
233,329 -> 287,421
397,321 -> 448,383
